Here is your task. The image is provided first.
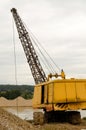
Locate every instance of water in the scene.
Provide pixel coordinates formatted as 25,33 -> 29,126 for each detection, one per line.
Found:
3,107 -> 86,120
3,107 -> 43,120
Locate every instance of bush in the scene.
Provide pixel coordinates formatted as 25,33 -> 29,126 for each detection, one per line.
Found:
0,85 -> 34,99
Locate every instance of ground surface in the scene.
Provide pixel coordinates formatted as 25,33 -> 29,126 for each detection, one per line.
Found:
33,121 -> 86,130
0,108 -> 86,130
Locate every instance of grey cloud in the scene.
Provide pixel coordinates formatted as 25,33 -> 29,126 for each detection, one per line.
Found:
0,0 -> 86,84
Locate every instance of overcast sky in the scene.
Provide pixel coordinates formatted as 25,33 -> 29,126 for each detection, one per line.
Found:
0,0 -> 86,85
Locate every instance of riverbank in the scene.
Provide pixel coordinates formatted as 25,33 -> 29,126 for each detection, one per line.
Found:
0,96 -> 86,119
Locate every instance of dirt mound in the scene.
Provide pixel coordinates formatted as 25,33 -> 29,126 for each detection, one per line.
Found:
0,96 -> 32,107
0,108 -> 32,130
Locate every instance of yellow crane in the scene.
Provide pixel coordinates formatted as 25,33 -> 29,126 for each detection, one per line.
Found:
11,8 -> 86,125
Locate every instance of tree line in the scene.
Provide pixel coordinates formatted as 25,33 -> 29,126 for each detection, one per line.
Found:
0,85 -> 34,99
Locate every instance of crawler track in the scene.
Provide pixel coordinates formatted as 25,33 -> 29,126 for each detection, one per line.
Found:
33,111 -> 81,125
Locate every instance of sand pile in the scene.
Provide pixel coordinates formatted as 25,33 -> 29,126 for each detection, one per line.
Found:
0,108 -> 33,130
0,97 -> 32,107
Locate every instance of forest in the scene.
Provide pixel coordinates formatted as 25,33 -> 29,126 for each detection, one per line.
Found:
0,85 -> 34,99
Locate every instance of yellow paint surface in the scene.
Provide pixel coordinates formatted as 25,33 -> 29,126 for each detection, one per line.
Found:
33,79 -> 86,110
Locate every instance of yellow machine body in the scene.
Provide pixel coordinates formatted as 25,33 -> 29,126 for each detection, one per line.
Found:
33,78 -> 86,111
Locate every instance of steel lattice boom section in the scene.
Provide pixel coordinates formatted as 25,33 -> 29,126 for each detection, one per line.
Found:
11,8 -> 47,84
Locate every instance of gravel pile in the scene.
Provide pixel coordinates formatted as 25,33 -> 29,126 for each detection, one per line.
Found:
0,108 -> 33,130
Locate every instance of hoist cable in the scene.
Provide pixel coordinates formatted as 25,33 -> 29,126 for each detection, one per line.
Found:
24,23 -> 61,71
12,16 -> 18,116
30,35 -> 55,74
12,16 -> 18,85
30,32 -> 61,72
23,22 -> 61,72
23,21 -> 56,73
34,48 -> 51,74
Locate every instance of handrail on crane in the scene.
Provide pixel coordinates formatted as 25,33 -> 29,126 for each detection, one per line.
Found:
47,69 -> 65,81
